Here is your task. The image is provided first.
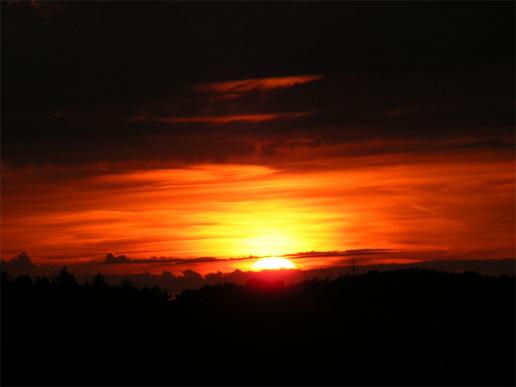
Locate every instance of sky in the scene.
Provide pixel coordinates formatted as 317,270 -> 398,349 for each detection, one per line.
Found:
1,1 -> 514,275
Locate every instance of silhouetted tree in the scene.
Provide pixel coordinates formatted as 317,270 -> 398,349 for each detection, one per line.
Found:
52,266 -> 77,288
92,272 -> 107,288
120,278 -> 135,290
1,271 -> 10,286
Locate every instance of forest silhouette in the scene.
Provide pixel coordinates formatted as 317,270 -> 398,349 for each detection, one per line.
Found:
1,267 -> 514,386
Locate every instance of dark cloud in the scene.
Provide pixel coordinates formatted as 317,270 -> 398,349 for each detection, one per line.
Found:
2,3 -> 514,169
104,253 -> 129,264
1,252 -> 35,275
102,254 -> 251,266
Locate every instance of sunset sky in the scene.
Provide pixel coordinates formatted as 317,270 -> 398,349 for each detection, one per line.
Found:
2,2 -> 514,275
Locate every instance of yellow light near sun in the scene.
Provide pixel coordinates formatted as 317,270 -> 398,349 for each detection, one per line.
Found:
252,257 -> 296,271
209,199 -> 329,259
240,231 -> 298,257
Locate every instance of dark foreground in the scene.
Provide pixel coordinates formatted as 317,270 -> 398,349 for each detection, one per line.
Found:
1,269 -> 515,386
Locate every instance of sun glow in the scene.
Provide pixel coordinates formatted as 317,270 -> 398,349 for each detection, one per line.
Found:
252,257 -> 296,271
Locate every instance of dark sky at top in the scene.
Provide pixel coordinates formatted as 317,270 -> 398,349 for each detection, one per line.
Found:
2,1 -> 514,168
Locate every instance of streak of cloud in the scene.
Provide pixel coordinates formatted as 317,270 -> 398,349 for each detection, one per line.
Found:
128,112 -> 313,125
196,75 -> 324,98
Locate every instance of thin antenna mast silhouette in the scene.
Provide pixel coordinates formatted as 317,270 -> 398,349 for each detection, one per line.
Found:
352,256 -> 355,275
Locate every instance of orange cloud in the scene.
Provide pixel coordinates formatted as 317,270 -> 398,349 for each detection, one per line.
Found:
162,112 -> 311,124
128,112 -> 312,124
196,74 -> 323,97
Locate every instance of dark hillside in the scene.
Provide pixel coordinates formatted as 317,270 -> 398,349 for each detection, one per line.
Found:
1,269 -> 514,386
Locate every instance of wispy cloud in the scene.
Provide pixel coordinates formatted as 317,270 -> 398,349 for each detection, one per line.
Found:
196,74 -> 323,98
285,249 -> 392,259
128,112 -> 312,125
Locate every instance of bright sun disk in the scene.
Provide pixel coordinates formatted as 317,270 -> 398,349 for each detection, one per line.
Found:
252,257 -> 296,271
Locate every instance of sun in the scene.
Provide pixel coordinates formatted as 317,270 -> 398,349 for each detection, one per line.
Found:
252,257 -> 296,271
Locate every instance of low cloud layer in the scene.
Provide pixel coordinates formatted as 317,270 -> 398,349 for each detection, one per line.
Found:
2,252 -> 514,295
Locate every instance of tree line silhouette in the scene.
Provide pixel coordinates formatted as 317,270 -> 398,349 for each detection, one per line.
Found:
1,267 -> 514,386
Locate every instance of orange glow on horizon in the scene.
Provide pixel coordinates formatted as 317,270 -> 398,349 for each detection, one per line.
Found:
1,148 -> 514,274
